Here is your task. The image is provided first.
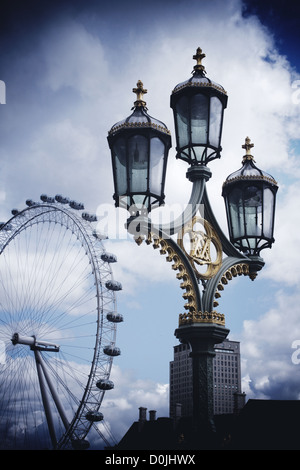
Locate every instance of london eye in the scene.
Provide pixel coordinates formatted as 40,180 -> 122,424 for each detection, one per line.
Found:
0,195 -> 123,449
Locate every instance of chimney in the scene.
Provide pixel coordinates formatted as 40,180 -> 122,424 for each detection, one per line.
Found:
139,407 -> 147,422
149,410 -> 157,421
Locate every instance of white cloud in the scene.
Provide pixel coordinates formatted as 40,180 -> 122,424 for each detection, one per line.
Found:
261,182 -> 300,286
40,20 -> 110,99
98,364 -> 169,444
28,118 -> 101,205
240,289 -> 300,400
105,239 -> 177,296
1,0 -> 300,447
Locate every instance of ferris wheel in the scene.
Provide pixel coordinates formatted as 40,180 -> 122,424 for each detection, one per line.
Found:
0,194 -> 123,450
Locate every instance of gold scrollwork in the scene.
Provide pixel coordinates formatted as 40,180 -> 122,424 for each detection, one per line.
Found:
135,233 -> 199,315
135,233 -> 251,327
177,216 -> 223,280
179,310 -> 225,326
213,263 -> 250,308
134,232 -> 226,327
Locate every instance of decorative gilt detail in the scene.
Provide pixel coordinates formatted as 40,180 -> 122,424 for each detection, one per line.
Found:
135,232 -> 226,327
213,263 -> 250,307
222,173 -> 278,186
193,47 -> 206,74
172,80 -> 227,95
179,310 -> 225,326
177,216 -> 223,280
132,80 -> 147,108
108,120 -> 171,136
242,136 -> 255,162
135,233 -> 198,315
134,236 -> 145,246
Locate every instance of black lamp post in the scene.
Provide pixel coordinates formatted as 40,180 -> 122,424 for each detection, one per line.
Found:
107,48 -> 278,449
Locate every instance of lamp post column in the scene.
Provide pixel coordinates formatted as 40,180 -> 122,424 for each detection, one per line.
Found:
175,322 -> 229,449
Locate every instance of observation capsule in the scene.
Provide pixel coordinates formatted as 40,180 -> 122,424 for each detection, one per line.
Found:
40,194 -> 55,203
103,345 -> 121,357
92,229 -> 108,240
85,411 -> 104,422
106,280 -> 122,291
106,312 -> 124,323
96,379 -> 114,390
69,200 -> 84,210
55,195 -> 70,204
82,212 -> 97,222
0,223 -> 12,231
26,199 -> 38,207
101,252 -> 117,263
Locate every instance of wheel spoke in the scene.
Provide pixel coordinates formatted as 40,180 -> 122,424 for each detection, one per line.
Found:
0,201 -> 121,449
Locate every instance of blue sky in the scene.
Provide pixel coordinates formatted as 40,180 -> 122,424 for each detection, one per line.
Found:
1,0 -> 300,447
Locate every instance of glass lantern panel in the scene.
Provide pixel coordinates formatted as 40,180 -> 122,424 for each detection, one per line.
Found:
263,187 -> 275,239
132,194 -> 146,208
209,96 -> 222,147
149,137 -> 164,195
175,95 -> 189,149
193,146 -> 205,162
113,137 -> 127,196
228,187 -> 245,239
128,135 -> 148,193
243,185 -> 262,237
191,93 -> 209,146
241,237 -> 257,251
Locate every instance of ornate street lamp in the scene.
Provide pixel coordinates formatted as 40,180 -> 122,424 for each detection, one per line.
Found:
107,48 -> 278,449
170,47 -> 228,168
107,80 -> 171,215
222,137 -> 278,256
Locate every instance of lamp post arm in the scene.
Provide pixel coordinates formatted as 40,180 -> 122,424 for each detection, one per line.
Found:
150,177 -> 206,237
202,252 -> 265,314
166,235 -> 203,312
202,256 -> 250,313
202,186 -> 246,259
130,224 -> 204,313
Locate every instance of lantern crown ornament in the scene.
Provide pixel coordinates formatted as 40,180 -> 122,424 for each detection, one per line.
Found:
170,47 -> 228,166
222,137 -> 278,256
107,81 -> 171,214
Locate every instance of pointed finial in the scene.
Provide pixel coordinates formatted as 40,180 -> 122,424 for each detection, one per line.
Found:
242,136 -> 255,162
132,80 -> 147,108
193,47 -> 206,74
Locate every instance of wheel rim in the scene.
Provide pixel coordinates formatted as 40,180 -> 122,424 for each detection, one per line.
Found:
0,200 -> 121,449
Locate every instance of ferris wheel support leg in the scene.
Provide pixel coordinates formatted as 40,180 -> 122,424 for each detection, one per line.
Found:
34,350 -> 58,449
35,350 -> 70,433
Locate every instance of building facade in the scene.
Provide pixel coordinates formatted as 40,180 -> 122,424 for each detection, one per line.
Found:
169,338 -> 246,418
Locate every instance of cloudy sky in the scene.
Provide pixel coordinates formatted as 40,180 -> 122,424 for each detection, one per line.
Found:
1,0 -> 300,448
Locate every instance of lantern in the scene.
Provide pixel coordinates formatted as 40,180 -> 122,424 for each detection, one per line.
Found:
171,47 -> 228,166
222,137 -> 278,256
107,81 -> 171,214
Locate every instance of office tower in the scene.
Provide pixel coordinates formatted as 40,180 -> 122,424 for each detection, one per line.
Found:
169,338 -> 245,418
